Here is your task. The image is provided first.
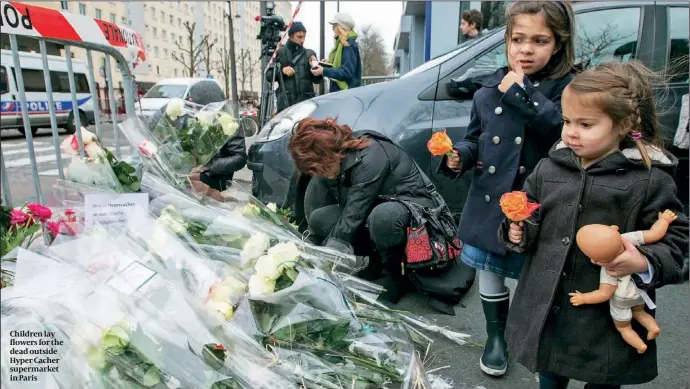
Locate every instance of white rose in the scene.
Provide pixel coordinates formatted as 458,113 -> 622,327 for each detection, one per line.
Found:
254,255 -> 283,280
206,300 -> 234,320
242,203 -> 261,217
267,242 -> 299,268
84,143 -> 105,160
248,274 -> 276,296
266,203 -> 278,212
166,98 -> 185,120
79,127 -> 98,146
240,233 -> 270,263
217,113 -> 238,137
209,278 -> 246,301
157,207 -> 187,235
196,111 -> 216,128
220,276 -> 247,296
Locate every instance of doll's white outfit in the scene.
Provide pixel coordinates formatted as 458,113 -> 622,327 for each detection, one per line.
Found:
599,231 -> 655,322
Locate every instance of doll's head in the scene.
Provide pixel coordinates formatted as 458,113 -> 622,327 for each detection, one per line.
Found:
576,224 -> 625,263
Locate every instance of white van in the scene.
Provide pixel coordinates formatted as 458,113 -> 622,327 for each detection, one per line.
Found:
0,50 -> 95,135
136,77 -> 225,120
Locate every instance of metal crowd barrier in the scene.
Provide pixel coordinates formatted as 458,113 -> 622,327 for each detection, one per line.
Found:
0,1 -> 146,206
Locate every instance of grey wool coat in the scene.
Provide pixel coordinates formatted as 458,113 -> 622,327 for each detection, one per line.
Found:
499,141 -> 688,385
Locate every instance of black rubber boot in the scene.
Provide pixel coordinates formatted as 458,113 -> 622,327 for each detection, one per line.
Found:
480,292 -> 510,376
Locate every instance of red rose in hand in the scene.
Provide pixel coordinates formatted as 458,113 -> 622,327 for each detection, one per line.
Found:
500,191 -> 540,222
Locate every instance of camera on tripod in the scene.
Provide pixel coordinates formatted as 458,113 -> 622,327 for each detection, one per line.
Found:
255,1 -> 287,57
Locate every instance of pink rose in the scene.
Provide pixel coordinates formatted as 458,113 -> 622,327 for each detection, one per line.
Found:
27,203 -> 52,222
138,140 -> 158,158
9,209 -> 29,226
46,221 -> 60,238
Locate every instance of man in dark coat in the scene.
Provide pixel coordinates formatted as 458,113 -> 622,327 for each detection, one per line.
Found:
499,141 -> 688,386
267,21 -> 322,113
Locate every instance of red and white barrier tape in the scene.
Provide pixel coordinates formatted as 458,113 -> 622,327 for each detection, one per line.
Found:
1,1 -> 147,70
263,0 -> 303,75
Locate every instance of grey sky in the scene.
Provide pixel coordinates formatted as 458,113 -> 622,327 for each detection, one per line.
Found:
287,1 -> 404,59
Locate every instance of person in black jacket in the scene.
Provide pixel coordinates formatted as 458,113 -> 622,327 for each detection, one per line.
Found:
288,117 -> 437,303
267,21 -> 322,113
148,91 -> 246,192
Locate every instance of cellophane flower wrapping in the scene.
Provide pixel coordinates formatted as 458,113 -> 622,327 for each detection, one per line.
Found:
150,99 -> 241,172
4,239 -> 299,389
59,127 -> 140,193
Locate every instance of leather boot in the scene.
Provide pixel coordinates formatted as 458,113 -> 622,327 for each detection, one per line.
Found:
480,291 -> 510,376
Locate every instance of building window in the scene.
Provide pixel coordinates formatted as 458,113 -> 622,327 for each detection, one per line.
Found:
122,16 -> 127,24
95,8 -> 102,19
154,46 -> 159,57
170,15 -> 174,24
78,3 -> 86,15
161,11 -> 165,21
164,48 -> 168,58
178,18 -> 182,27
170,33 -> 175,43
60,1 -> 68,10
151,7 -> 156,19
162,30 -> 167,41
175,68 -> 178,76
109,13 -> 116,23
157,65 -> 160,75
153,27 -> 158,38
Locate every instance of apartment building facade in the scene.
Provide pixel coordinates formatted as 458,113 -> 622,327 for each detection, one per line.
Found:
2,1 -> 292,100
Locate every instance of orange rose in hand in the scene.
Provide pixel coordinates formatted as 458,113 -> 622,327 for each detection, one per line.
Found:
427,130 -> 454,157
500,191 -> 540,222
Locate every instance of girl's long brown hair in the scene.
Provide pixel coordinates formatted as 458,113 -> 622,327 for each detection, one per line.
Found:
566,61 -> 664,168
288,117 -> 370,177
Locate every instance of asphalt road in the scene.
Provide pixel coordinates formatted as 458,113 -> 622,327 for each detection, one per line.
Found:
2,125 -> 688,389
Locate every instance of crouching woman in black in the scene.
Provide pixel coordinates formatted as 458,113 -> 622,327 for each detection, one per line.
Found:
288,117 -> 435,302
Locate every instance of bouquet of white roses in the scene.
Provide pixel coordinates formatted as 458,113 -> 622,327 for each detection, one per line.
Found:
60,127 -> 140,193
150,99 -> 240,174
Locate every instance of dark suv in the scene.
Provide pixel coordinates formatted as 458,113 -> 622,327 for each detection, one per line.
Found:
248,2 -> 689,220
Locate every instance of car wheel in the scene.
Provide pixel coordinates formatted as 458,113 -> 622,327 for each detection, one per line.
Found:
65,111 -> 87,134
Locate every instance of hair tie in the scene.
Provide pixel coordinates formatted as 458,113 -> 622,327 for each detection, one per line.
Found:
631,131 -> 642,141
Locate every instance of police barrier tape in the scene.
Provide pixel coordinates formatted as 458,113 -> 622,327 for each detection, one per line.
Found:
0,1 -> 146,206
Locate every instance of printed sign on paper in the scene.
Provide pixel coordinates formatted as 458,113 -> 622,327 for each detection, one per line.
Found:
84,193 -> 149,227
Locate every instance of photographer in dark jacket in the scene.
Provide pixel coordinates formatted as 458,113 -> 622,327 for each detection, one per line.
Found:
267,22 -> 322,113
148,89 -> 247,192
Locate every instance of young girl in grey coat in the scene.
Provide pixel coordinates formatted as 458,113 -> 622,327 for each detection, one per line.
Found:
501,61 -> 688,388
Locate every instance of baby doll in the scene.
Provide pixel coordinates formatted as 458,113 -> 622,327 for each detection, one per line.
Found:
569,210 -> 678,354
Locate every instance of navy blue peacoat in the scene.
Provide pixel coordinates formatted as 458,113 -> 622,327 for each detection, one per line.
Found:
440,67 -> 573,256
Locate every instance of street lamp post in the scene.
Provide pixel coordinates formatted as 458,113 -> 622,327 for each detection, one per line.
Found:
227,0 -> 239,115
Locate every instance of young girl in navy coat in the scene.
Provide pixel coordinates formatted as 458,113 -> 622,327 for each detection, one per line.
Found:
440,1 -> 576,377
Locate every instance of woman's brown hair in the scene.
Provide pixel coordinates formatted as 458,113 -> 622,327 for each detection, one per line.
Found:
288,117 -> 370,177
565,60 -> 665,168
504,1 -> 576,79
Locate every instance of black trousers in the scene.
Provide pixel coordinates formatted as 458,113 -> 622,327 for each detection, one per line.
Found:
539,372 -> 621,389
304,178 -> 410,262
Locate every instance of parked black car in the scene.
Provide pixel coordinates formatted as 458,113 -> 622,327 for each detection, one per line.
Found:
248,1 -> 689,223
